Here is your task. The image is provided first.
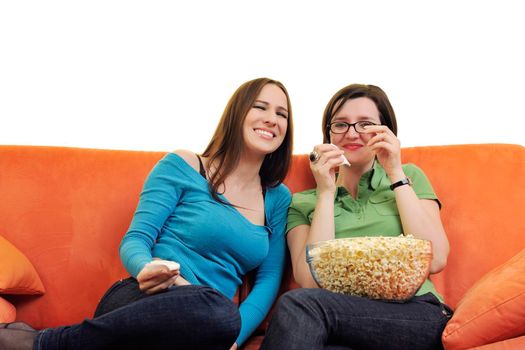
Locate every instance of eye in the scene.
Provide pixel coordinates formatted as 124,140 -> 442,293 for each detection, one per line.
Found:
253,104 -> 266,110
277,112 -> 288,119
333,122 -> 348,128
358,121 -> 376,128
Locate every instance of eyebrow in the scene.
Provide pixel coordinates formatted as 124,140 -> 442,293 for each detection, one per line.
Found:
332,116 -> 375,121
255,99 -> 288,113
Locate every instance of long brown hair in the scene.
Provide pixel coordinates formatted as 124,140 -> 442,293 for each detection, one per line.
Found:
202,78 -> 293,203
322,84 -> 397,143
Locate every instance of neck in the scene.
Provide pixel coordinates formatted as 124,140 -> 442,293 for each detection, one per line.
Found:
337,158 -> 375,197
224,152 -> 265,188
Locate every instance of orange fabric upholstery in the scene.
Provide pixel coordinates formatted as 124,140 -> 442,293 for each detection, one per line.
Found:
0,144 -> 523,348
442,248 -> 525,349
0,296 -> 16,323
0,146 -> 165,328
0,235 -> 45,295
470,336 -> 525,350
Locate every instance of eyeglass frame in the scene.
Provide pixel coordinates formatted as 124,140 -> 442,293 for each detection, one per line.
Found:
327,121 -> 380,134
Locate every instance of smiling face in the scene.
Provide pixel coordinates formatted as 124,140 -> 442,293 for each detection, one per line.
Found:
242,83 -> 289,158
330,97 -> 381,166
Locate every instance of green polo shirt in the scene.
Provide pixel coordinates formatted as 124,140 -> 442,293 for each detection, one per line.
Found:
287,161 -> 444,302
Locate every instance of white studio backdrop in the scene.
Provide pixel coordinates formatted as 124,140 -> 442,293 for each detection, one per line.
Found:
1,1 -> 523,154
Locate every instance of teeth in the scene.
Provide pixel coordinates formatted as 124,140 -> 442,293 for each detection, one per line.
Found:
255,129 -> 274,138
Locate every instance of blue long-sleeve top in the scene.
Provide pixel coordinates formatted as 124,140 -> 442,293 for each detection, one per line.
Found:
119,153 -> 291,345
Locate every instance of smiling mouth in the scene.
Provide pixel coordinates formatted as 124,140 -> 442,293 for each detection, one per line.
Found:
343,144 -> 363,150
254,129 -> 275,138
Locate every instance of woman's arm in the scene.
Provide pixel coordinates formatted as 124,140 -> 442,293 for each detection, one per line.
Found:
392,187 -> 449,273
288,144 -> 346,287
365,125 -> 449,273
234,186 -> 290,346
287,190 -> 335,288
120,153 -> 188,292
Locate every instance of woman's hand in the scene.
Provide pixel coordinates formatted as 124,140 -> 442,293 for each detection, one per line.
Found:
173,275 -> 191,286
363,125 -> 403,180
309,144 -> 346,194
137,260 -> 180,294
364,126 -> 450,272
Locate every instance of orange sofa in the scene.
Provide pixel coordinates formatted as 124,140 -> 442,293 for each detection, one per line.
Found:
1,144 -> 524,349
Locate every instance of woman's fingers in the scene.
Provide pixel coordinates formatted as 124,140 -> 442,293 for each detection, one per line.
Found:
137,265 -> 179,294
362,124 -> 394,136
366,127 -> 400,153
309,144 -> 344,192
368,129 -> 392,143
368,139 -> 396,152
143,275 -> 179,295
140,274 -> 177,294
363,126 -> 403,174
311,145 -> 345,168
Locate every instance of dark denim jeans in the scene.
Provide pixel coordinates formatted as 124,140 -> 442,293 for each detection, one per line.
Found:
34,278 -> 241,350
260,289 -> 452,350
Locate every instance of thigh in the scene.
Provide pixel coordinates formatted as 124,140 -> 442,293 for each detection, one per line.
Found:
324,345 -> 353,350
93,277 -> 148,317
302,290 -> 450,350
101,285 -> 241,349
40,284 -> 241,350
337,293 -> 449,350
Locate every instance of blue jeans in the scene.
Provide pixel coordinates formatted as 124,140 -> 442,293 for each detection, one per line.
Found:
34,278 -> 241,350
260,289 -> 452,350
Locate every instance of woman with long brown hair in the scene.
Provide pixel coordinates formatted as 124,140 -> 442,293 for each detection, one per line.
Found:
0,77 -> 294,350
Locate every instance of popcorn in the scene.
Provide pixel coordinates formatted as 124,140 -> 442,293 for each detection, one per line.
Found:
306,235 -> 432,301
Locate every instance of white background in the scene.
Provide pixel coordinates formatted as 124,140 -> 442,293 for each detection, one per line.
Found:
1,1 -> 523,154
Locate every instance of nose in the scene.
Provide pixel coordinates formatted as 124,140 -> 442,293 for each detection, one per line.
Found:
344,125 -> 360,137
263,113 -> 278,125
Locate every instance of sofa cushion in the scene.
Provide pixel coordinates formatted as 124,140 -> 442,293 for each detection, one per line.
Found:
0,235 -> 45,295
0,296 -> 16,322
469,335 -> 525,349
442,247 -> 525,349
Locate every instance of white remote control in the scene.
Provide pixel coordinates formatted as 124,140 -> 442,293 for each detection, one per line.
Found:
148,260 -> 180,271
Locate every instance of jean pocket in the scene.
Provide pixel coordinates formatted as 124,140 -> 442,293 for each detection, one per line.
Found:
417,292 -> 453,319
93,277 -> 135,317
440,303 -> 453,319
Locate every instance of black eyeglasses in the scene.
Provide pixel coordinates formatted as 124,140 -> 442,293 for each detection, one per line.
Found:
327,121 -> 378,134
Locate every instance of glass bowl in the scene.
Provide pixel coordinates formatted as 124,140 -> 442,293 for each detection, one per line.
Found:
306,236 -> 432,302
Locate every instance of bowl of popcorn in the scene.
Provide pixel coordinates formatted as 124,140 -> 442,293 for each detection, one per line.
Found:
306,235 -> 432,302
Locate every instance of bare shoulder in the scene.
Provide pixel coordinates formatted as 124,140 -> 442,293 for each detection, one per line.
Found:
171,149 -> 200,172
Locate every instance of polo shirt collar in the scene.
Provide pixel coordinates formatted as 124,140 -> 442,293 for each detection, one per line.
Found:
336,160 -> 386,198
369,159 -> 386,190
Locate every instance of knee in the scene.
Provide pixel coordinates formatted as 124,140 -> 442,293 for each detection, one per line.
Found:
263,289 -> 329,348
276,288 -> 325,313
271,288 -> 326,325
198,287 -> 241,343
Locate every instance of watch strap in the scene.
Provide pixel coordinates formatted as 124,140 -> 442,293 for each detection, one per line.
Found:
390,177 -> 412,190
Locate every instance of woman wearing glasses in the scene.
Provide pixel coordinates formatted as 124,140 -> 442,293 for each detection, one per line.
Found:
0,78 -> 293,350
261,84 -> 451,350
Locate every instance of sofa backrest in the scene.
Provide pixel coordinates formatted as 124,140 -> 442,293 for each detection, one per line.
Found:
0,146 -> 165,328
1,144 -> 524,330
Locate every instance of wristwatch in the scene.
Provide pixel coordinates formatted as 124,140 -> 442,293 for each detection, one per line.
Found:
390,177 -> 412,190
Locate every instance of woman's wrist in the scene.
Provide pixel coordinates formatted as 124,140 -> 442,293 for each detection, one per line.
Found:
316,187 -> 336,198
387,169 -> 406,183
